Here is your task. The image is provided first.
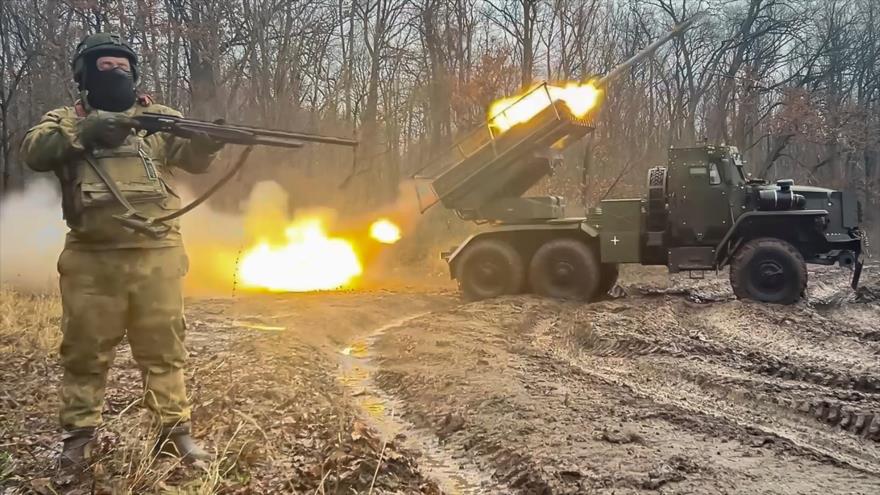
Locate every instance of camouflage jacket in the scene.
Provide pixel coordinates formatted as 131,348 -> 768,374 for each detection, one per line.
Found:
20,98 -> 216,250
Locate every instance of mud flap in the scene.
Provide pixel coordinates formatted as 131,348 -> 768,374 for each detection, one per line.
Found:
851,259 -> 863,290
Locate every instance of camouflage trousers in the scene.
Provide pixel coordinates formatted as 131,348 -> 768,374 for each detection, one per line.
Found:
57,246 -> 191,430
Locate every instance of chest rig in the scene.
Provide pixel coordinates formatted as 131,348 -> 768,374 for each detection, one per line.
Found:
81,134 -> 167,206
69,124 -> 182,243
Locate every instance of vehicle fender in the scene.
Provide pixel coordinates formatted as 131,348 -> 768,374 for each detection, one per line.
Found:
714,209 -> 828,265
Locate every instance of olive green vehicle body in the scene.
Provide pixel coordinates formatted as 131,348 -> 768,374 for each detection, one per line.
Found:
441,144 -> 864,296
591,146 -> 863,272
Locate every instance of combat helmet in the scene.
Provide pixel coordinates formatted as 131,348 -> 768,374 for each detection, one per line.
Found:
71,33 -> 139,89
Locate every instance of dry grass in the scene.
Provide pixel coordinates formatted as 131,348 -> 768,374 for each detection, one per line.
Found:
0,286 -> 436,493
0,287 -> 242,494
0,285 -> 62,356
85,411 -> 250,494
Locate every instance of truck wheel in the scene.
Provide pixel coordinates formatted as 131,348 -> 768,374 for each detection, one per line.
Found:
529,238 -> 600,301
596,263 -> 620,298
730,238 -> 807,304
455,238 -> 525,301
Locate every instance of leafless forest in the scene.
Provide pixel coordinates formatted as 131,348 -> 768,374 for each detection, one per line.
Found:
2,3 -> 880,492
1,0 -> 878,227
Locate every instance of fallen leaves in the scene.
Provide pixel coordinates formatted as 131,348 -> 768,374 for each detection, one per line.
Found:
2,297 -> 438,494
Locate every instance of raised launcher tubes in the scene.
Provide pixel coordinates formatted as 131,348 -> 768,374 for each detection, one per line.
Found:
414,89 -> 596,222
412,14 -> 700,224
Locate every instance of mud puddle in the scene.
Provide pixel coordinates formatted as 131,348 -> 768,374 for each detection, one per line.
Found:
335,313 -> 502,494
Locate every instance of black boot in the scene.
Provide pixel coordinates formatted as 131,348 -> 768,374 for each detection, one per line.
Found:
59,427 -> 95,471
154,423 -> 211,463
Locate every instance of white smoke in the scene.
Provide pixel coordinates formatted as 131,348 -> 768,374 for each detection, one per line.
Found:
0,177 -> 423,295
0,179 -> 67,292
0,178 -> 299,295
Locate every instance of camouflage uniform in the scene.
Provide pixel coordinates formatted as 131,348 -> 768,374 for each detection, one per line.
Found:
20,101 -> 216,432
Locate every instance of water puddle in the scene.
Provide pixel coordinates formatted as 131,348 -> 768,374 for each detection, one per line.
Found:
227,313 -> 288,332
233,321 -> 286,331
335,313 -> 494,494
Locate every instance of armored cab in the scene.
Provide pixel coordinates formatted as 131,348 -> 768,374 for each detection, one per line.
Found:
595,145 -> 864,303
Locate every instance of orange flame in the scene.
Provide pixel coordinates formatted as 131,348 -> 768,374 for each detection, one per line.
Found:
369,219 -> 401,244
488,82 -> 601,133
238,217 -> 362,292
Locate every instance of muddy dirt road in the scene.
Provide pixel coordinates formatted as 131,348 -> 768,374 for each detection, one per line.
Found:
361,267 -> 880,494
2,267 -> 878,493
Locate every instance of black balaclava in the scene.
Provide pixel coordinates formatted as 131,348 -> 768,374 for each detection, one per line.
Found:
84,58 -> 137,112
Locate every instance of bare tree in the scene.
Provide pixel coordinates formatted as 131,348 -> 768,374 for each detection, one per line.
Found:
0,0 -> 874,236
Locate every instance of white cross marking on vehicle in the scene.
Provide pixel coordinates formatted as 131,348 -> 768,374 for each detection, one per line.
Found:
611,236 -> 620,246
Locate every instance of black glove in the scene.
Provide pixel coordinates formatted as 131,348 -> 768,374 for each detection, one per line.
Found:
78,113 -> 136,149
188,131 -> 225,156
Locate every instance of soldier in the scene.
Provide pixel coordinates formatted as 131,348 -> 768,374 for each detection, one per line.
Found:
19,33 -> 222,470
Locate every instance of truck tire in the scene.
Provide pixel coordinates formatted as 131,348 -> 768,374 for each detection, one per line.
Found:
455,238 -> 525,301
596,263 -> 620,298
645,166 -> 668,231
529,238 -> 600,301
729,238 -> 807,304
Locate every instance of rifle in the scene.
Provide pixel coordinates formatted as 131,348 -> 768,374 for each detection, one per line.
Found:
131,112 -> 359,148
89,114 -> 358,239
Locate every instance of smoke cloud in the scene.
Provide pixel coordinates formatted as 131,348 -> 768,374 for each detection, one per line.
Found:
0,179 -> 259,295
0,180 -> 67,292
180,180 -> 325,296
0,176 -> 437,295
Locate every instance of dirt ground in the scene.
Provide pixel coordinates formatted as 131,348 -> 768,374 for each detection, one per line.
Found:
1,265 -> 878,494
370,266 -> 880,494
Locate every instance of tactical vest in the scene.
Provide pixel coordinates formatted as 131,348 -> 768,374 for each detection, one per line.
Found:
68,128 -> 183,248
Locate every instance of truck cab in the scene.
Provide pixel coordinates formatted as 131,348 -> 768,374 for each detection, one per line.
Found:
596,145 -> 864,303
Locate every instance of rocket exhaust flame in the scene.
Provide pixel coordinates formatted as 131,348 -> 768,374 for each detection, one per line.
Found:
369,219 -> 402,244
485,15 -> 702,136
488,82 -> 601,133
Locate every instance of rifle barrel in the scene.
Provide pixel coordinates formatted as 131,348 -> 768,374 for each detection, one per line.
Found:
250,127 -> 358,147
137,113 -> 359,148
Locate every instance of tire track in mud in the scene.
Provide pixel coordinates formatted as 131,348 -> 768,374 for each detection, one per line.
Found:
538,287 -> 880,474
557,309 -> 880,414
591,355 -> 879,469
340,270 -> 880,493
573,326 -> 880,395
785,397 -> 879,440
744,358 -> 880,394
371,298 -> 879,493
563,336 -> 880,442
334,312 -> 506,495
669,360 -> 880,441
565,315 -> 880,395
